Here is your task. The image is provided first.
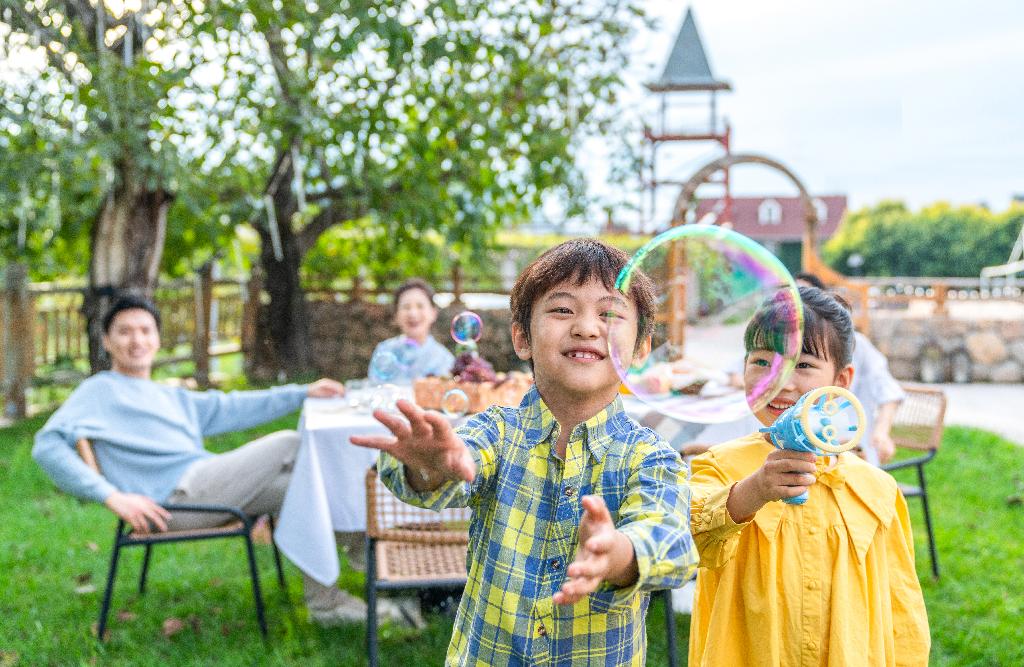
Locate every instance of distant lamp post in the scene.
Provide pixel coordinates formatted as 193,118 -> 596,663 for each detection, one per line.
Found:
847,253 -> 865,277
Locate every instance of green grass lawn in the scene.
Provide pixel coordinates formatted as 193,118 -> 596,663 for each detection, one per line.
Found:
1,414 -> 1021,666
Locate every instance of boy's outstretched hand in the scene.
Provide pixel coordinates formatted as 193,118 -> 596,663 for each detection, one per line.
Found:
554,495 -> 638,606
350,399 -> 476,492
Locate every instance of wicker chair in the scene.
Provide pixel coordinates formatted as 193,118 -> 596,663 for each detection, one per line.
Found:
76,438 -> 285,639
364,467 -> 686,667
879,385 -> 946,579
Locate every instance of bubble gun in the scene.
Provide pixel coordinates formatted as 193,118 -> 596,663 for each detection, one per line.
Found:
760,386 -> 866,505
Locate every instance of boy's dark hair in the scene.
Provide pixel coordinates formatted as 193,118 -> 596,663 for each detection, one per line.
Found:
744,286 -> 854,369
102,294 -> 162,333
794,272 -> 826,290
510,238 -> 656,351
393,278 -> 437,309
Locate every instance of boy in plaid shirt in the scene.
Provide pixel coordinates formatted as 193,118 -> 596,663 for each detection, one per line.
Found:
353,239 -> 698,665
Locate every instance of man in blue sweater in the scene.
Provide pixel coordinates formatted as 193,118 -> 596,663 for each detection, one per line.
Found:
33,295 -> 367,625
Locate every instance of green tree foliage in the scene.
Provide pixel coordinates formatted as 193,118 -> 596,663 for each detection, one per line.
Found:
189,0 -> 646,264
0,2 -> 259,281
823,201 -> 1024,277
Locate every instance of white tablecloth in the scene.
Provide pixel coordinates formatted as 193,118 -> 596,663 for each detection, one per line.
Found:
274,398 -> 384,586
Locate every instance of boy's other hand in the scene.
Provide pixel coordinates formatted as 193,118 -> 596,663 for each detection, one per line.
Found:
554,495 -> 637,606
728,449 -> 817,522
350,399 -> 476,489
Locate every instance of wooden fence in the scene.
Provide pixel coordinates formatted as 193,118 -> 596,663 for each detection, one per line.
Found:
6,263 -> 1018,420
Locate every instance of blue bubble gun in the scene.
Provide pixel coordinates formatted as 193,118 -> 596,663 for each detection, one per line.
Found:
760,386 -> 866,505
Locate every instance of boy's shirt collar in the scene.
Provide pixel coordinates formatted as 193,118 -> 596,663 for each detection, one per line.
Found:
518,384 -> 626,462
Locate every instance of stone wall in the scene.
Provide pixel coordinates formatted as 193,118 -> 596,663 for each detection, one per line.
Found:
249,298 -> 522,382
869,314 -> 1024,383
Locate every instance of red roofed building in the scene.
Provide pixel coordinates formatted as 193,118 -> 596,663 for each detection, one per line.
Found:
694,195 -> 847,272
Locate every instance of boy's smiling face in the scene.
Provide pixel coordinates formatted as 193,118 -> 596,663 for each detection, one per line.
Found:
512,277 -> 648,402
745,349 -> 853,426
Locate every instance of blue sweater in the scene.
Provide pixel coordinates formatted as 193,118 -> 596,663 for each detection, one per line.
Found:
32,371 -> 308,504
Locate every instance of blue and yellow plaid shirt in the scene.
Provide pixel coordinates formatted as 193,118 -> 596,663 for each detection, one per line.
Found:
379,386 -> 698,666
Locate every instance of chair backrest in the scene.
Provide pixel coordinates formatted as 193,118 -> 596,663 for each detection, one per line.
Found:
76,438 -> 102,474
890,384 -> 946,452
365,468 -> 470,545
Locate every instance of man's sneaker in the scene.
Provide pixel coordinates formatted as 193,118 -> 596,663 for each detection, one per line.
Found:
307,590 -> 367,626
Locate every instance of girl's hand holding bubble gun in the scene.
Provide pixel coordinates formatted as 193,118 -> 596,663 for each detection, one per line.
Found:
759,386 -> 866,505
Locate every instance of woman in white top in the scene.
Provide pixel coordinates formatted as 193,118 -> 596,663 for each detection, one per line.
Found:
368,278 -> 455,384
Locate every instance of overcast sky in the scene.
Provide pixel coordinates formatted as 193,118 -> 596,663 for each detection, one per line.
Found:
583,0 -> 1024,229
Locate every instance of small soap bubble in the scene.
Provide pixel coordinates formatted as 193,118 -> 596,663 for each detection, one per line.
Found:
370,384 -> 400,413
451,311 -> 483,344
369,350 -> 400,383
607,225 -> 803,423
395,338 -> 418,366
441,388 -> 470,417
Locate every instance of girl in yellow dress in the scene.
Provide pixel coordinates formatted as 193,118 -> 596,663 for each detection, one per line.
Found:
688,286 -> 930,666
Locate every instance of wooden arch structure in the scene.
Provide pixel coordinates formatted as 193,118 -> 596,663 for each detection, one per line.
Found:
668,152 -> 870,333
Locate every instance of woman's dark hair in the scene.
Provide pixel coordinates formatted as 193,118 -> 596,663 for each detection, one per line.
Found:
102,295 -> 162,333
744,286 -> 854,368
393,278 -> 437,310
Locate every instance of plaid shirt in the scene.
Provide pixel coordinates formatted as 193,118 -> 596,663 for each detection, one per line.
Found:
379,386 -> 698,666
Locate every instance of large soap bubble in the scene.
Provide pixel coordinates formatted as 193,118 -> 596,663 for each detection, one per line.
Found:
607,225 -> 803,424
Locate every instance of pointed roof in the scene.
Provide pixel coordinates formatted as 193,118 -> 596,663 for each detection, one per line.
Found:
647,8 -> 731,92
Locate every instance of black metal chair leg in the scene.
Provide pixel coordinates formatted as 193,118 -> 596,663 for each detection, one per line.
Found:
367,537 -> 378,667
917,466 -> 939,579
97,522 -> 126,641
139,544 -> 153,594
267,515 -> 286,588
243,533 -> 268,637
662,589 -> 678,667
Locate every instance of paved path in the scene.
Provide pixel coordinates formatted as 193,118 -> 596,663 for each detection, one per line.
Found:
931,383 -> 1024,446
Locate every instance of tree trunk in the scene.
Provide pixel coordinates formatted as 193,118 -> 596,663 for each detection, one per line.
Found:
82,163 -> 173,372
254,153 -> 313,379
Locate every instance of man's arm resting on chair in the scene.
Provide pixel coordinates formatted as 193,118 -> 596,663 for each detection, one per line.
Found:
104,491 -> 172,534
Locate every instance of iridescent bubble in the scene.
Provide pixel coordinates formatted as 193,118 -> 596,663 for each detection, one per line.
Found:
369,349 -> 400,383
370,384 -> 400,413
451,311 -> 483,344
607,225 -> 803,423
441,388 -> 470,417
395,338 -> 419,367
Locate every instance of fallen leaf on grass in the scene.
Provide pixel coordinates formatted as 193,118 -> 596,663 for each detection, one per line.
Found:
74,572 -> 92,584
0,650 -> 19,666
74,584 -> 97,595
162,618 -> 185,638
86,542 -> 99,552
208,577 -> 223,588
116,610 -> 137,622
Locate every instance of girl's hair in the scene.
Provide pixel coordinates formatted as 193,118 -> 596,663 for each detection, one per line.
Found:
744,286 -> 854,368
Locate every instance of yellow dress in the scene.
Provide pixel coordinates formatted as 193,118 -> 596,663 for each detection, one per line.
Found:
688,434 -> 930,667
